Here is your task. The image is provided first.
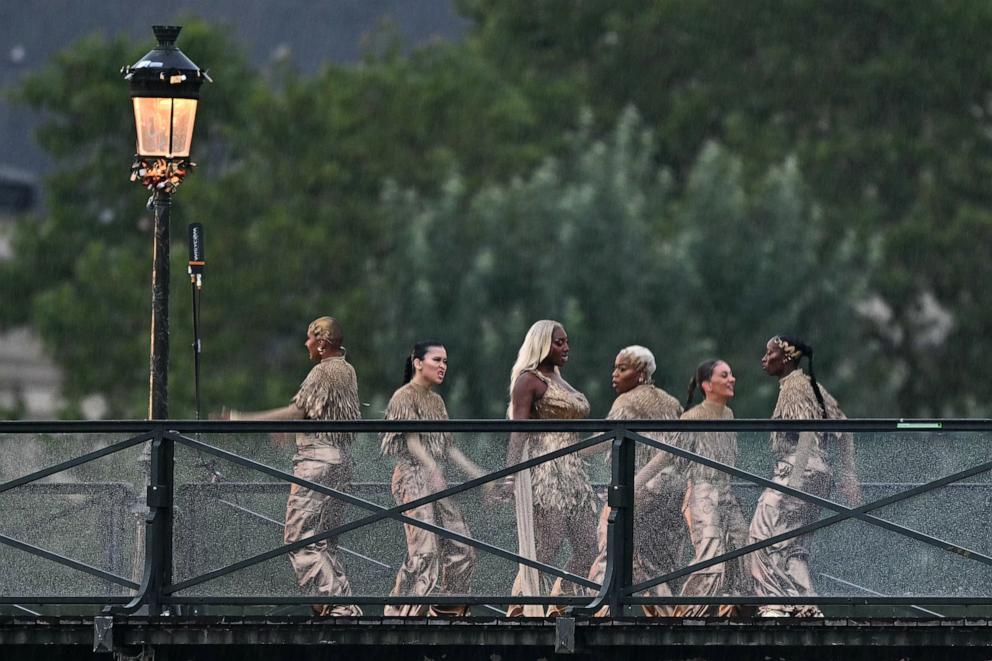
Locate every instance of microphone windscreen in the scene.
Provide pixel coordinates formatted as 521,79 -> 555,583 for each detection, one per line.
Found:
188,223 -> 204,263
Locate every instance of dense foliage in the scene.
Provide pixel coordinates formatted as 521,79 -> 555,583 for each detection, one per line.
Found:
4,3 -> 991,418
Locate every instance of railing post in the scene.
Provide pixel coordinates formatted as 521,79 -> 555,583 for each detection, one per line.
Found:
605,425 -> 635,615
574,426 -> 636,616
122,425 -> 174,615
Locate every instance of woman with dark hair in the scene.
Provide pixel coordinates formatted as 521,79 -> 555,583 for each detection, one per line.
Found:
505,320 -> 594,617
585,345 -> 686,616
670,359 -> 751,616
381,341 -> 488,616
748,335 -> 860,617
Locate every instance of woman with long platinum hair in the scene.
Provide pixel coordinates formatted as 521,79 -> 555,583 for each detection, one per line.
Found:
504,320 -> 595,617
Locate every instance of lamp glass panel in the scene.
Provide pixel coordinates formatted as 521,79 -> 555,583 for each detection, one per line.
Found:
132,97 -> 198,157
169,98 -> 198,157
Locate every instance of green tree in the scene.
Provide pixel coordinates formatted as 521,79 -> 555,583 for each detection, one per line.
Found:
457,0 -> 992,414
1,21 -> 553,418
0,20 -> 259,416
375,110 -> 876,418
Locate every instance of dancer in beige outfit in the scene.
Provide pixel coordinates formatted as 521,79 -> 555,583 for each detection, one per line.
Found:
638,359 -> 751,617
226,316 -> 361,617
381,341 -> 488,616
585,345 -> 686,616
748,335 -> 860,617
505,320 -> 595,617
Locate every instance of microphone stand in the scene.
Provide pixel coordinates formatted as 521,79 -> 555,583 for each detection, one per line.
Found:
187,255 -> 213,617
187,237 -> 218,483
189,270 -> 203,422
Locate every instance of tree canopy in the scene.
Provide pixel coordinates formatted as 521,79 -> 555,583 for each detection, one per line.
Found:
4,4 -> 992,418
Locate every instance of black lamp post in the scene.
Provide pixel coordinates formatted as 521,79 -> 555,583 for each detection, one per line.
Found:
123,25 -> 209,420
122,27 -> 208,614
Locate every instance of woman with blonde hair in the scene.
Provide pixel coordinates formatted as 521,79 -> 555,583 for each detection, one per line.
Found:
504,320 -> 595,617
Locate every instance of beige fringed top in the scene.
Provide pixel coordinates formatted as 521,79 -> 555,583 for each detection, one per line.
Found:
380,382 -> 452,460
523,370 -> 595,513
291,355 -> 360,451
607,384 -> 683,471
675,399 -> 737,485
771,369 -> 847,459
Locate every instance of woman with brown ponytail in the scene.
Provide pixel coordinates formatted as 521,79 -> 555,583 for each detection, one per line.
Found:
634,359 -> 750,616
672,359 -> 751,616
748,335 -> 861,617
380,341 -> 488,616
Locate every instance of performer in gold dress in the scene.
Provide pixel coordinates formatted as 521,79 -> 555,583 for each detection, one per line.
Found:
748,335 -> 860,617
678,360 -> 752,616
505,320 -> 595,617
381,341 -> 488,616
226,316 -> 361,617
638,359 -> 750,617
584,345 -> 685,616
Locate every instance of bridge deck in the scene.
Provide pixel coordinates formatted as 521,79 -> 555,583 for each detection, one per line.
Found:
4,615 -> 992,658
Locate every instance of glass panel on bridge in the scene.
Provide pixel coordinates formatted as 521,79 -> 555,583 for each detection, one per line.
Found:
628,429 -> 992,616
0,432 -> 143,599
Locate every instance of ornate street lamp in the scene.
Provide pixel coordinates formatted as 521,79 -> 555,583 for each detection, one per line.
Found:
121,25 -> 210,615
123,25 -> 210,420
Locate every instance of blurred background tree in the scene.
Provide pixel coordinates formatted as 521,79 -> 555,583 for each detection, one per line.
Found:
3,2 -> 991,418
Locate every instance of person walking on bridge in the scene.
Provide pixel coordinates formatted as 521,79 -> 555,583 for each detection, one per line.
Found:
225,316 -> 361,617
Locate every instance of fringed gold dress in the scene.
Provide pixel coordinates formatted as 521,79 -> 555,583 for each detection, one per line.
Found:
587,384 -> 685,616
510,370 -> 594,617
381,382 -> 475,616
286,355 -> 362,617
747,369 -> 851,616
674,400 -> 751,617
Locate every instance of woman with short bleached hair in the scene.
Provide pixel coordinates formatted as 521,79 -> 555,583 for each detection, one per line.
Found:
504,320 -> 594,617
585,345 -> 686,616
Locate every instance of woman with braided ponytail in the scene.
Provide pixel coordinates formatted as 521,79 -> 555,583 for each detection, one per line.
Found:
748,335 -> 861,617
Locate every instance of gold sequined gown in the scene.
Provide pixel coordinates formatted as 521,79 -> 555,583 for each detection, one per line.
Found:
748,369 -> 851,616
674,400 -> 751,617
381,382 -> 475,616
286,355 -> 362,617
586,384 -> 686,616
510,370 -> 594,616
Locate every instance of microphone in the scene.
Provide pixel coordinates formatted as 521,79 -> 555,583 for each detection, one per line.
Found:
187,222 -> 205,288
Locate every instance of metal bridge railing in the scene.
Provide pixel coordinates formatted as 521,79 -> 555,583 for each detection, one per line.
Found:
1,419 -> 992,615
